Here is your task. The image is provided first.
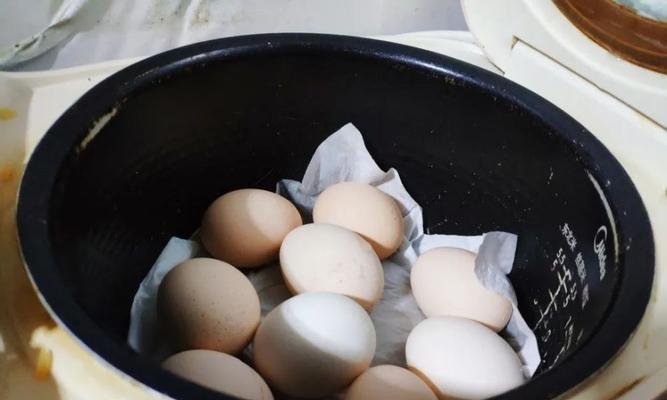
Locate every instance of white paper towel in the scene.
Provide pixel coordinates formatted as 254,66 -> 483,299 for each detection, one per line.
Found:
128,123 -> 540,379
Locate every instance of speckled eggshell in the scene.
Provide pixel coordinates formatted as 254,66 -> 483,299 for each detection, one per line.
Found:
162,350 -> 273,400
406,317 -> 525,399
158,258 -> 260,354
253,292 -> 376,399
313,182 -> 403,260
280,223 -> 384,310
201,189 -> 302,268
344,365 -> 437,400
410,247 -> 512,332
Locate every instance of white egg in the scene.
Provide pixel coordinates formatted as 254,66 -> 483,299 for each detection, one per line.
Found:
406,316 -> 525,399
253,292 -> 376,398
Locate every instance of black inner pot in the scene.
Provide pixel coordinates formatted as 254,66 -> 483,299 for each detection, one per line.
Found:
17,34 -> 654,400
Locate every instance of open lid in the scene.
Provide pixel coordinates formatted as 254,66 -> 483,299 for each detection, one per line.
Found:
462,0 -> 667,129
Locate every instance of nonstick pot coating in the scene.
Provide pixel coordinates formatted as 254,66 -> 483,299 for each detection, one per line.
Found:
17,34 -> 654,399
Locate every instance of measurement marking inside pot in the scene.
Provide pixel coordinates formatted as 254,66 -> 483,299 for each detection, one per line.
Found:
547,323 -> 576,369
532,212 -> 613,368
533,223 -> 589,334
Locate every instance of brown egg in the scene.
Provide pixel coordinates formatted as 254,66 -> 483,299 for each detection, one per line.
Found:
162,350 -> 273,400
201,189 -> 302,268
345,365 -> 437,400
158,258 -> 260,354
313,182 -> 403,260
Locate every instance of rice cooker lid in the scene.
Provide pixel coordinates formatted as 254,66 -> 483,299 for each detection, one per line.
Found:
461,0 -> 667,129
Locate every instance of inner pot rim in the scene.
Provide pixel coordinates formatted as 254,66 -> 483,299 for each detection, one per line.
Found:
15,33 -> 655,400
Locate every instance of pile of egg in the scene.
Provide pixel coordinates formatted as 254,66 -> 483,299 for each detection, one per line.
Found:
157,183 -> 525,400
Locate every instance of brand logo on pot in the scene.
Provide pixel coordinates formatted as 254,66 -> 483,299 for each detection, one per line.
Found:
594,226 -> 608,281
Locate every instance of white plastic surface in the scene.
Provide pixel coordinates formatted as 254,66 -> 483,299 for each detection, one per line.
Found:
462,0 -> 667,129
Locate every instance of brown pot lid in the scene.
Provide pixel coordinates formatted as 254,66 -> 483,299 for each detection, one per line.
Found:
554,0 -> 667,74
